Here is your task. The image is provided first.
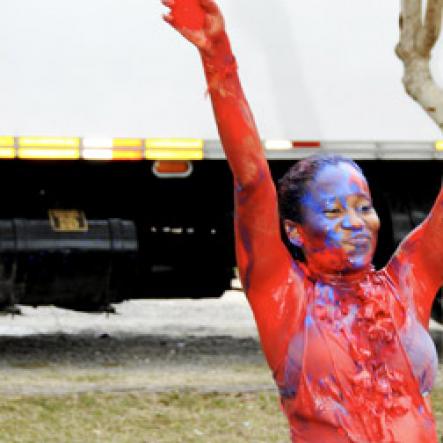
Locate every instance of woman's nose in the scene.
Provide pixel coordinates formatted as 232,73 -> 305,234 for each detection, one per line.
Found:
341,211 -> 363,230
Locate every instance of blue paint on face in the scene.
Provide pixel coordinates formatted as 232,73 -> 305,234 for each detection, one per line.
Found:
297,163 -> 380,274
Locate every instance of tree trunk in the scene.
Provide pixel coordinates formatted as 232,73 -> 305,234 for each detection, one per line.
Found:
396,0 -> 443,130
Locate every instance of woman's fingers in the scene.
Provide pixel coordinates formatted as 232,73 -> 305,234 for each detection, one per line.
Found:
161,0 -> 219,51
199,0 -> 219,14
199,0 -> 224,37
162,13 -> 174,25
161,0 -> 175,26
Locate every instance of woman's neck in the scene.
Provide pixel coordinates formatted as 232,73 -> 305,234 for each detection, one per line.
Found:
301,260 -> 374,286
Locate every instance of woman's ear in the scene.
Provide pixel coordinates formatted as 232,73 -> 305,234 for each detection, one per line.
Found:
284,219 -> 303,248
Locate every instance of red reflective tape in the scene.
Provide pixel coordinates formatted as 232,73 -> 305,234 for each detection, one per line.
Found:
292,141 -> 321,148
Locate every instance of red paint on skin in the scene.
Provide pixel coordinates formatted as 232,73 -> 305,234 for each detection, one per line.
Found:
168,0 -> 205,30
164,2 -> 443,441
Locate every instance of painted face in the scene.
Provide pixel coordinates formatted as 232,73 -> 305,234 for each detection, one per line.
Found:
297,162 -> 380,274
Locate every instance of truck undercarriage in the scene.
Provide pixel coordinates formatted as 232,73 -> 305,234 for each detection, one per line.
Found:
0,141 -> 440,322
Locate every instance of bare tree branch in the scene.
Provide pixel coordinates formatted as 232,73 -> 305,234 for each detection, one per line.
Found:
396,0 -> 422,61
417,0 -> 443,56
396,0 -> 443,130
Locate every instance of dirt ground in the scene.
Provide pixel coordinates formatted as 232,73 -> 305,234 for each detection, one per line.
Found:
0,288 -> 276,397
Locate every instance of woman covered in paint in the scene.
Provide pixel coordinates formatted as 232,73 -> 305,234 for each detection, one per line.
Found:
162,0 -> 443,441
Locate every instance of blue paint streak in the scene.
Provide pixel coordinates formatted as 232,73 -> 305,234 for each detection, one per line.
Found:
327,287 -> 334,303
305,314 -> 314,328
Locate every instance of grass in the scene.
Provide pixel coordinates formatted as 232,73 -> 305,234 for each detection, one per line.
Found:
1,388 -> 443,443
0,364 -> 273,395
0,363 -> 443,443
0,391 -> 288,443
432,387 -> 443,438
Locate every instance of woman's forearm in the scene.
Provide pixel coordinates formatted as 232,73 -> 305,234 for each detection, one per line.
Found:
386,185 -> 443,324
420,186 -> 443,282
200,33 -> 271,188
162,0 -> 271,187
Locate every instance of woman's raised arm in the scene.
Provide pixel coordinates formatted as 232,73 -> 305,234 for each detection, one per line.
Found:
163,0 -> 266,186
385,185 -> 443,326
162,0 -> 293,295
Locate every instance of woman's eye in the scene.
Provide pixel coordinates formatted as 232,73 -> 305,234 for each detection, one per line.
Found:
323,208 -> 341,215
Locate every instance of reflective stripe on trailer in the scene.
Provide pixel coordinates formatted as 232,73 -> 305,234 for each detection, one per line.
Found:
0,137 -> 441,160
205,140 -> 442,160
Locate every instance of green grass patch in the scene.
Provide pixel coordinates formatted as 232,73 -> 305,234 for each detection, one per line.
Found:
0,391 -> 288,443
1,388 -> 443,442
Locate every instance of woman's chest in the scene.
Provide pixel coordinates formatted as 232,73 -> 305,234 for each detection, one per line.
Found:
279,279 -> 438,399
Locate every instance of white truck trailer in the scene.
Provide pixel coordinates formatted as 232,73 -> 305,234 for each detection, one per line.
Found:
0,0 -> 441,315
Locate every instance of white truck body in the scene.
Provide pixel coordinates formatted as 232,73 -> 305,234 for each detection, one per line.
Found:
0,0 -> 440,141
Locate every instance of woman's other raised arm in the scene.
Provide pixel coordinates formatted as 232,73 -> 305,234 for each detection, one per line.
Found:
385,185 -> 443,326
162,0 -> 293,296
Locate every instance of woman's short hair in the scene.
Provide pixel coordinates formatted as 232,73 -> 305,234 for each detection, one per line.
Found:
277,153 -> 363,261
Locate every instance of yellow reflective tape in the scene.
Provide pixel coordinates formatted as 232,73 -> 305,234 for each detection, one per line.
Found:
19,136 -> 80,148
17,148 -> 80,160
146,150 -> 202,160
0,136 -> 14,147
112,149 -> 144,160
82,148 -> 144,160
145,138 -> 203,160
146,138 -> 203,149
435,141 -> 443,151
0,147 -> 15,158
113,138 -> 143,148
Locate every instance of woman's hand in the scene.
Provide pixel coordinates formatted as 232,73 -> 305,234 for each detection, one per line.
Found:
162,0 -> 226,56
